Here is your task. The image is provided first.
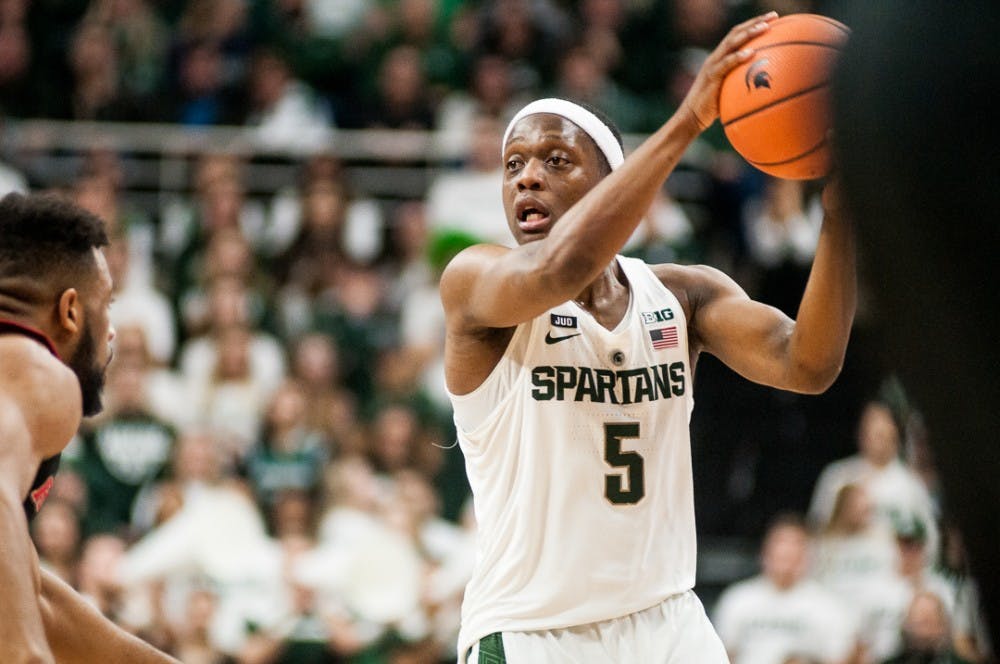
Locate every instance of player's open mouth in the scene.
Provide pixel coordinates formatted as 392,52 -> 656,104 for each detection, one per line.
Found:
518,206 -> 551,232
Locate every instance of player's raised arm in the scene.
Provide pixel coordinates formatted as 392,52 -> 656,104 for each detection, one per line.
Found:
441,12 -> 779,332
684,180 -> 856,393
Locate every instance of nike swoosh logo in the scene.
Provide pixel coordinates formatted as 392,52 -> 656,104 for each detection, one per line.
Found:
545,331 -> 581,345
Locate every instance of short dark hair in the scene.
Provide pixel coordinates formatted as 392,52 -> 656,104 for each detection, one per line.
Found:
0,193 -> 109,304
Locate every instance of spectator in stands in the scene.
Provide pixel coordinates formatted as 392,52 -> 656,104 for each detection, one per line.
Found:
130,429 -> 227,536
713,513 -> 859,664
245,47 -> 333,151
85,0 -> 169,99
0,117 -> 28,196
316,455 -> 384,551
809,401 -> 940,565
426,112 -> 508,246
179,227 -> 274,342
386,199 -> 433,307
179,275 -> 285,395
742,177 -> 823,316
356,44 -> 436,130
552,42 -> 646,132
158,153 -> 268,296
77,533 -> 131,624
31,497 -> 83,586
475,0 -> 572,93
246,380 -> 328,510
74,359 -> 175,536
105,230 -> 177,366
288,332 -> 365,455
367,400 -> 443,487
117,434 -> 281,659
65,20 -> 148,120
882,592 -> 973,664
953,579 -> 994,663
169,39 -> 240,126
0,12 -> 33,118
108,324 -> 189,430
892,517 -> 956,616
435,54 -> 527,158
311,261 -> 395,405
186,322 -> 278,460
174,0 -> 253,90
812,483 -> 904,662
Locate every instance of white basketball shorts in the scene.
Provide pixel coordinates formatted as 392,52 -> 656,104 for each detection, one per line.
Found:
465,590 -> 728,663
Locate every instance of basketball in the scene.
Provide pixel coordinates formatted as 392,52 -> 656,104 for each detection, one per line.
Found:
719,14 -> 849,180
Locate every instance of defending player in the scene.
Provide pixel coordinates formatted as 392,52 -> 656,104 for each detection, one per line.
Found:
0,193 -> 178,663
440,11 -> 856,663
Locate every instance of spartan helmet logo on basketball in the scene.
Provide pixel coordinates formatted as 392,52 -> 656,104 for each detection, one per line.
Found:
745,59 -> 772,91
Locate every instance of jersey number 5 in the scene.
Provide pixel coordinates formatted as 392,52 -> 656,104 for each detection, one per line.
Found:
604,423 -> 645,505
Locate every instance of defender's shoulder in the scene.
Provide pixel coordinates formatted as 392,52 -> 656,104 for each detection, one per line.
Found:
0,336 -> 81,456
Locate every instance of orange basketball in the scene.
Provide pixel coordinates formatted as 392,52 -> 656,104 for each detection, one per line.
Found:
719,14 -> 849,180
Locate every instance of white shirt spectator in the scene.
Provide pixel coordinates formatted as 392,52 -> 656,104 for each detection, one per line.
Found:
248,80 -> 334,154
812,528 -> 903,661
713,576 -> 858,664
809,455 -> 939,562
0,160 -> 28,196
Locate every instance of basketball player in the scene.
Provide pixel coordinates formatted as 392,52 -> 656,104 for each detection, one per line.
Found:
440,11 -> 856,662
0,193 -> 177,662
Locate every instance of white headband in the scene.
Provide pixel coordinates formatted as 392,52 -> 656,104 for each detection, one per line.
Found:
502,98 -> 625,171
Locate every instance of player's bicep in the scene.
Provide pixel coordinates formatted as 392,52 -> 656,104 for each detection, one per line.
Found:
690,266 -> 796,388
440,243 -> 563,330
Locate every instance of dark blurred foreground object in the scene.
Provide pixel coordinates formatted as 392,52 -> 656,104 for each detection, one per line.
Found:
832,0 -> 1000,649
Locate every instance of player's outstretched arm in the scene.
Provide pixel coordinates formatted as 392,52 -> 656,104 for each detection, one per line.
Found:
681,180 -> 855,393
442,12 -> 779,332
39,567 -> 180,664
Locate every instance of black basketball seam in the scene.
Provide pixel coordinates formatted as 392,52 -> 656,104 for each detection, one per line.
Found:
747,136 -> 828,167
752,41 -> 844,53
808,16 -> 851,35
721,81 -> 829,127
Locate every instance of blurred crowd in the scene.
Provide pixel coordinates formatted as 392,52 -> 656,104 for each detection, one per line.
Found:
0,0 -> 993,663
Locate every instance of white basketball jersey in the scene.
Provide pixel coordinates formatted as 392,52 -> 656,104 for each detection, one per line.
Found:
450,256 -> 697,656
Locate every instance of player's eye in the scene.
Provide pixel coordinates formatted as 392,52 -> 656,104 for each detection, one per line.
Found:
548,155 -> 569,166
506,158 -> 523,171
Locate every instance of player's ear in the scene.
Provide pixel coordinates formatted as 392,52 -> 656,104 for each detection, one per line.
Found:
56,288 -> 83,336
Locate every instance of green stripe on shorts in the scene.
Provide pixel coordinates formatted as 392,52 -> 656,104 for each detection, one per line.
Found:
478,632 -> 506,664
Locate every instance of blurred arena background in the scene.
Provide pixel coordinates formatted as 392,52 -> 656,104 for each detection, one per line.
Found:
1,0 -> 991,662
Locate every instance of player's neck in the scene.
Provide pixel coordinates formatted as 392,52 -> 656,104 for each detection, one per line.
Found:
573,260 -> 629,331
0,297 -> 37,328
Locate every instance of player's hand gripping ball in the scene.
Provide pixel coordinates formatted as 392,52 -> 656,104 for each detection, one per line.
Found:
719,14 -> 849,180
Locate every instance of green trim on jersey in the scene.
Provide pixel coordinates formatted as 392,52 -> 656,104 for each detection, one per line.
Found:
478,632 -> 507,664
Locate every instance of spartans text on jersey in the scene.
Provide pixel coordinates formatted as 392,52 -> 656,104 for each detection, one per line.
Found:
531,362 -> 686,404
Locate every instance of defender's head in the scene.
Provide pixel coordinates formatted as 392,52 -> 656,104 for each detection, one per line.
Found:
501,98 -> 623,244
0,193 -> 115,416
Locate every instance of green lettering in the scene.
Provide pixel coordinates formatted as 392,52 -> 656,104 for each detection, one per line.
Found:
531,366 -> 555,400
616,369 -> 645,404
575,367 -> 600,402
555,366 -> 577,401
594,369 -> 619,405
669,362 -> 686,396
634,367 -> 655,403
653,364 -> 672,399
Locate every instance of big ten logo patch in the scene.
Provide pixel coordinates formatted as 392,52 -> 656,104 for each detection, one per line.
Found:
641,308 -> 674,325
